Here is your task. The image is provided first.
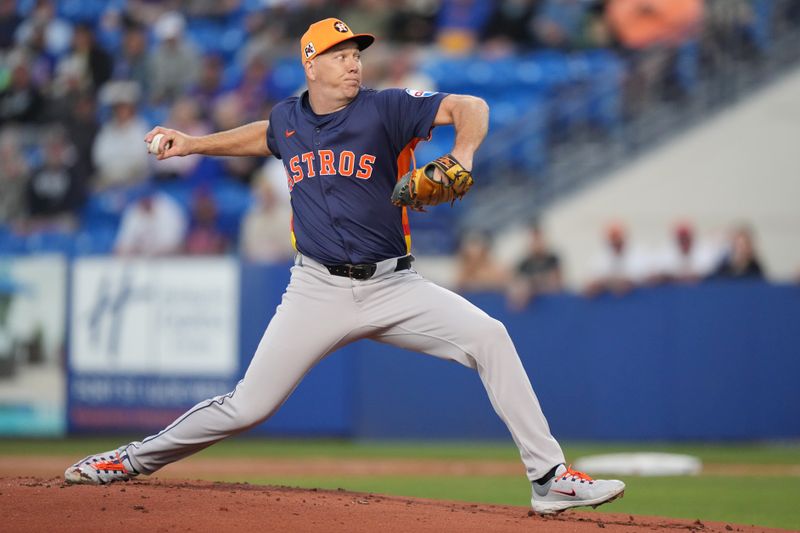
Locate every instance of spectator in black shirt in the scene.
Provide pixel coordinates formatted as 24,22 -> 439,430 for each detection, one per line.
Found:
482,0 -> 538,53
26,126 -> 86,231
710,225 -> 764,280
508,224 -> 564,310
0,58 -> 44,126
64,23 -> 114,93
0,0 -> 22,51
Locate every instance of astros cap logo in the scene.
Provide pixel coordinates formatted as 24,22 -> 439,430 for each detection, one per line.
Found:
300,18 -> 375,64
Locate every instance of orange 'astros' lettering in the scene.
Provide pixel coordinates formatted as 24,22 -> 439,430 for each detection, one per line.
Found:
285,150 -> 376,187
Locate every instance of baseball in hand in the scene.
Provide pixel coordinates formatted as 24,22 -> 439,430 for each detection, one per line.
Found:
148,133 -> 170,155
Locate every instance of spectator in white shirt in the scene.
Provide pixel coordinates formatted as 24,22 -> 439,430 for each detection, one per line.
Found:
650,222 -> 720,284
92,80 -> 150,190
239,178 -> 294,264
586,222 -> 649,296
114,188 -> 187,257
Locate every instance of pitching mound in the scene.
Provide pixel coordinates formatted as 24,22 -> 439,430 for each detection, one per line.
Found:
3,477 -> 787,532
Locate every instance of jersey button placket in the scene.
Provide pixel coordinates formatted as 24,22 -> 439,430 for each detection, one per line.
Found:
313,127 -> 321,147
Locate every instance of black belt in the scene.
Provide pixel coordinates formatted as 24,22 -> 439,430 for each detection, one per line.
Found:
325,255 -> 413,280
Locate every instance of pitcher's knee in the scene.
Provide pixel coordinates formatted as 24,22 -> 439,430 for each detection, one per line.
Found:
472,317 -> 512,347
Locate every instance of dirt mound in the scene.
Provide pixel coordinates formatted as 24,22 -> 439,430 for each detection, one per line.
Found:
2,477 -> 786,533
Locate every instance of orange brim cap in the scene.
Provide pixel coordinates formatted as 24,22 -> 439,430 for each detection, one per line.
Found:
300,18 -> 375,63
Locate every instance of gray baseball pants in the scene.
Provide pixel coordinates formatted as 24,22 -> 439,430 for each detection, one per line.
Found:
126,254 -> 565,481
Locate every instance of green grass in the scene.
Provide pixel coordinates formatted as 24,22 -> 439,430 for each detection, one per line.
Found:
2,438 -> 799,529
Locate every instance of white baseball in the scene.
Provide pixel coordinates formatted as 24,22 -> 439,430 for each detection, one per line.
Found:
148,133 -> 166,155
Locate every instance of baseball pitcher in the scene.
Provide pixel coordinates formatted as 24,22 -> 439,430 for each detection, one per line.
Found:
65,18 -> 625,515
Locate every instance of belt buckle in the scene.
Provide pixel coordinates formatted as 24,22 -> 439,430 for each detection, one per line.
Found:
350,263 -> 376,280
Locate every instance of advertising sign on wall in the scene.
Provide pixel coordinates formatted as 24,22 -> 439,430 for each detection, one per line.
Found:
0,255 -> 67,436
68,257 -> 240,432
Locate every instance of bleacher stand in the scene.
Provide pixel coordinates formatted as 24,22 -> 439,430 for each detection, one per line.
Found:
0,0 -> 797,259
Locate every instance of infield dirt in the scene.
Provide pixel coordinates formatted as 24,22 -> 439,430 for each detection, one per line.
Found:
3,476 -> 789,533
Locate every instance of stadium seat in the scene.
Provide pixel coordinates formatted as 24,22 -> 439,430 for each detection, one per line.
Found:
267,59 -> 307,100
74,225 -> 118,256
0,227 -> 28,255
24,231 -> 76,256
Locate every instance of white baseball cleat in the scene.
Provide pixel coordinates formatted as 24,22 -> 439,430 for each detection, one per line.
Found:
64,446 -> 139,485
531,464 -> 625,515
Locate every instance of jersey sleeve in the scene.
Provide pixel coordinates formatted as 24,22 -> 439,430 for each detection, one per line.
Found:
265,117 -> 281,159
373,88 -> 449,151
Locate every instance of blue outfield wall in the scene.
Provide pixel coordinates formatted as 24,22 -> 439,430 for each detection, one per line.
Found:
239,264 -> 800,441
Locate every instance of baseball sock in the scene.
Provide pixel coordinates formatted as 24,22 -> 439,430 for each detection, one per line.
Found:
534,463 -> 562,485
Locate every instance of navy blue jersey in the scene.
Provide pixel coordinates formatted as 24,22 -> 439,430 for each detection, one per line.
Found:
266,88 -> 448,265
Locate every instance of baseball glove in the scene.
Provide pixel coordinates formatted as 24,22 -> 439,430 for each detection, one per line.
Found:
391,154 -> 474,211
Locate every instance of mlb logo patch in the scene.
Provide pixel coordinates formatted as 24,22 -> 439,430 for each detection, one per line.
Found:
334,21 -> 349,33
405,88 -> 437,98
304,42 -> 316,58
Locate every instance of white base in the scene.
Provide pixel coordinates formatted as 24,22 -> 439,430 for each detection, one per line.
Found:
574,452 -> 702,476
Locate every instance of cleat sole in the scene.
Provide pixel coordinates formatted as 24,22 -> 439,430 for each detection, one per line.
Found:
532,488 -> 625,516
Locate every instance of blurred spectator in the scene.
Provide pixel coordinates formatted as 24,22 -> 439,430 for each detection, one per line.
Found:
585,222 -> 649,296
375,45 -> 436,91
14,0 -> 73,57
234,55 -> 274,123
62,91 -> 99,183
387,0 -> 438,43
606,0 -> 703,49
341,0 -> 393,41
92,81 -> 150,190
240,178 -> 294,263
532,0 -> 596,50
59,23 -> 113,94
435,0 -> 494,54
15,17 -> 57,88
254,157 -> 292,207
481,0 -> 538,54
147,11 -> 201,105
190,54 -> 227,118
47,54 -> 88,123
152,97 -> 209,181
125,0 -> 180,27
650,221 -> 719,284
455,231 -> 510,292
112,22 -> 150,93
184,0 -> 242,19
605,0 -> 704,116
0,129 -> 30,226
0,0 -> 22,51
184,188 -> 228,255
240,10 -> 292,68
0,57 -> 45,126
281,0 -> 337,42
25,126 -> 86,231
507,224 -> 563,310
211,93 -> 262,185
114,188 -> 187,256
709,225 -> 764,280
702,0 -> 768,71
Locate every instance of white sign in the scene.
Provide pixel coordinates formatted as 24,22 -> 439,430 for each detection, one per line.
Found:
70,258 -> 239,376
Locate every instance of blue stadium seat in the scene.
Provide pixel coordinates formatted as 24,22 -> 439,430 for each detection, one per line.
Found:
526,50 -> 573,90
407,204 -> 458,254
412,128 -> 455,168
267,59 -> 306,100
210,180 -> 253,238
24,231 -> 76,256
74,225 -> 118,256
218,26 -> 247,60
58,0 -> 112,23
0,227 -> 28,255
